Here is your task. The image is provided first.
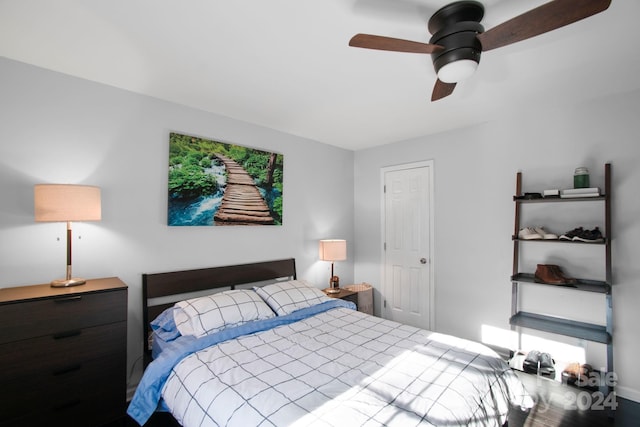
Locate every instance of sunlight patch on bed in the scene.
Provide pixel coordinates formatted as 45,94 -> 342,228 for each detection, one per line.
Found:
290,335 -> 521,427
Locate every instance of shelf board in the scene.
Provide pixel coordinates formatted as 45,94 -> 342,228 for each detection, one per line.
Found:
513,195 -> 606,203
511,273 -> 611,293
512,236 -> 607,245
510,311 -> 611,344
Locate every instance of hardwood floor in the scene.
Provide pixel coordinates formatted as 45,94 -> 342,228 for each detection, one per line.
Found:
509,371 -> 639,426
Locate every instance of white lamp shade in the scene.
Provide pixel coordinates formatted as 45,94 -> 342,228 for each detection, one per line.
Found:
34,184 -> 102,222
437,59 -> 478,83
319,239 -> 347,261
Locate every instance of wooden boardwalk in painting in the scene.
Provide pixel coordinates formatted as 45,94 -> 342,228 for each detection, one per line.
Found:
213,154 -> 274,225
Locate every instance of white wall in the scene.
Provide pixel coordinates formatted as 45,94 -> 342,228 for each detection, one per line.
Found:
354,88 -> 640,402
3,55 -> 639,404
0,58 -> 355,389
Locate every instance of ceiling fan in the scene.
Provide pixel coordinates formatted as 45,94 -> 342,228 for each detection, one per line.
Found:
349,0 -> 611,101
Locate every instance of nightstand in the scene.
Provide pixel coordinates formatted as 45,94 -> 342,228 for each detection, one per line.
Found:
322,287 -> 358,309
0,277 -> 128,427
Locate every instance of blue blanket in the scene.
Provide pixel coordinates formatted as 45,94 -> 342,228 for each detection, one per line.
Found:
127,299 -> 355,425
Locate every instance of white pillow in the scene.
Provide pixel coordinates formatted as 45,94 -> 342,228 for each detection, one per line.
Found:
254,280 -> 331,316
173,289 -> 275,338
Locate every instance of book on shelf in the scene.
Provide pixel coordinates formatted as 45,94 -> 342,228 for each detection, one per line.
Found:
560,187 -> 601,198
561,187 -> 601,195
543,189 -> 560,197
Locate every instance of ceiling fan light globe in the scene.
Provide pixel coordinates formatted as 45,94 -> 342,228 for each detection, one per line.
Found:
437,59 -> 478,83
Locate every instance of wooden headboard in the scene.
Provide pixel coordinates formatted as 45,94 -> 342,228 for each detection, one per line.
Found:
142,258 -> 297,366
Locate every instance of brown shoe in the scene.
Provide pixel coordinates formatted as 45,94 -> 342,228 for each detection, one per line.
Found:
549,265 -> 577,284
562,362 -> 581,384
562,362 -> 593,386
534,264 -> 566,284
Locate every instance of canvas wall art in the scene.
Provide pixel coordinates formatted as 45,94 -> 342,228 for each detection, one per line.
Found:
168,132 -> 283,226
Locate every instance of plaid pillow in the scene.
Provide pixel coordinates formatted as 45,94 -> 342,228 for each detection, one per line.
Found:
174,289 -> 275,338
254,280 -> 331,315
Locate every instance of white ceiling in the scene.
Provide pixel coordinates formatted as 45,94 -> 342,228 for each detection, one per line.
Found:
1,0 -> 638,151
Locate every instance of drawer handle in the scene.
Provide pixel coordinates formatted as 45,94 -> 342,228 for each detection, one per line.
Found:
53,363 -> 82,376
54,296 -> 83,303
53,330 -> 82,339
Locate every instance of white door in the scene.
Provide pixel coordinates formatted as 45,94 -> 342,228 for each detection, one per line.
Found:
382,162 -> 433,330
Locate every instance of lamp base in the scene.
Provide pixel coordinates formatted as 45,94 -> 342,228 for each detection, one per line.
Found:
51,278 -> 86,288
326,275 -> 340,294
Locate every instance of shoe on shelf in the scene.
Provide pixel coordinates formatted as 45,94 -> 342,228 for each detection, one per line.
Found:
562,362 -> 581,385
573,227 -> 604,243
534,226 -> 558,240
539,352 -> 556,378
534,264 -> 568,285
577,364 -> 594,387
559,227 -> 584,241
523,350 -> 556,377
518,227 -> 542,240
548,264 -> 577,284
562,362 -> 592,386
523,350 -> 540,374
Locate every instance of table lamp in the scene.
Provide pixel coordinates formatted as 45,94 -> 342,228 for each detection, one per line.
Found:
319,239 -> 346,294
34,184 -> 101,287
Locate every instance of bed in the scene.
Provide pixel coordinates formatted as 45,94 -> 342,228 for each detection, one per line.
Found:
128,258 -> 532,426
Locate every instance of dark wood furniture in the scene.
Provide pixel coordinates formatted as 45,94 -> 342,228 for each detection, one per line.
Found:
142,258 -> 297,367
0,277 -> 128,427
510,163 -> 613,393
322,287 -> 358,307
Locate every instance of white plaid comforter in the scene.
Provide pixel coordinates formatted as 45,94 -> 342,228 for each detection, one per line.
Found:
161,308 -> 529,427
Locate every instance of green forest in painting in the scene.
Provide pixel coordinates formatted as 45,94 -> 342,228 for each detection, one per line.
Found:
168,132 -> 283,226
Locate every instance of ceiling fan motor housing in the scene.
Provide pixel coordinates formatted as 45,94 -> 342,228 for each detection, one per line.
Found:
429,22 -> 483,77
428,1 -> 485,81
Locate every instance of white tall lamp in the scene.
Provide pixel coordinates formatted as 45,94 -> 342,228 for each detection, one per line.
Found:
319,239 -> 346,294
34,184 -> 102,287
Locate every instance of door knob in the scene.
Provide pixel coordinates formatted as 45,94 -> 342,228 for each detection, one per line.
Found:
420,258 -> 427,264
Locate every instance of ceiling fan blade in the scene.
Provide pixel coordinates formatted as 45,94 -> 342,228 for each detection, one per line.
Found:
349,34 -> 444,54
431,79 -> 456,101
478,0 -> 611,52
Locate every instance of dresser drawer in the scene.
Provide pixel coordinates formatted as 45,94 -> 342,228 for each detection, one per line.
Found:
0,321 -> 125,380
1,394 -> 125,427
0,354 -> 125,425
0,288 -> 126,343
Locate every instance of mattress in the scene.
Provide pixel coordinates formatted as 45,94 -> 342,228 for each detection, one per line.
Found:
129,300 -> 531,426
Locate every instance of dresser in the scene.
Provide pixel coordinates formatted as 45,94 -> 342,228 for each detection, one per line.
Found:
0,277 -> 127,427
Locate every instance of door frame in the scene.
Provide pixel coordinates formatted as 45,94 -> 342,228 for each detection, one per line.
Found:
380,160 -> 436,330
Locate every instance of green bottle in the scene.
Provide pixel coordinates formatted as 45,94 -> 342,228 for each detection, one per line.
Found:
574,167 -> 590,188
